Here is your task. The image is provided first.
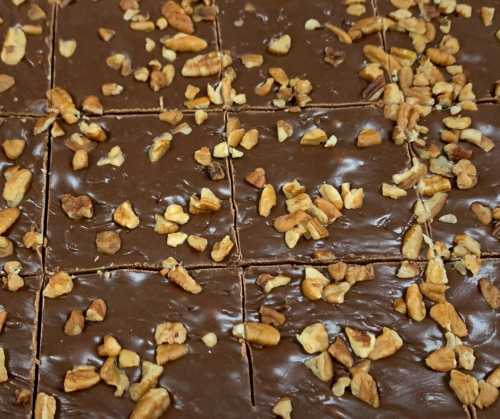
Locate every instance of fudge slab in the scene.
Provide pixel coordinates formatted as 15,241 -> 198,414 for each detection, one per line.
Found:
38,268 -> 254,418
230,107 -> 419,264
378,0 -> 500,100
419,104 -> 500,255
45,112 -> 237,271
0,117 -> 46,274
0,1 -> 53,114
218,0 -> 385,107
0,276 -> 41,419
54,0 -> 219,112
243,262 -> 499,418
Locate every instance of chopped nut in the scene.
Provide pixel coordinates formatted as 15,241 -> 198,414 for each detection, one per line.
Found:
166,265 -> 202,294
456,345 -> 475,370
64,366 -> 100,392
102,83 -> 124,96
166,232 -> 188,247
34,392 -> 57,419
357,129 -> 382,148
368,327 -> 403,360
99,356 -> 129,397
241,53 -> 263,69
64,310 -> 85,336
430,302 -> 468,337
259,184 -> 277,217
351,372 -> 380,408
0,207 -> 20,235
72,149 -> 88,171
475,380 -> 499,409
405,281 -> 427,321
0,347 -> 7,383
419,282 -> 448,303
393,298 -> 407,314
1,26 -> 26,66
272,397 -> 292,419
98,335 -> 122,357
162,34 -> 207,52
86,299 -> 107,322
113,201 -> 140,229
345,327 -> 375,359
43,271 -> 73,299
181,51 -> 232,77
257,273 -> 291,293
0,74 -> 15,93
381,183 -> 407,199
259,305 -> 286,328
480,7 -> 495,26
453,159 -> 477,190
186,235 -> 208,252
332,376 -> 351,397
97,145 -> 125,167
3,272 -> 24,291
470,202 -> 492,225
328,337 -> 353,368
47,87 -> 80,124
59,39 -> 77,58
210,235 -> 234,262
414,192 -> 448,224
268,34 -> 292,55
240,129 -> 259,150
189,188 -> 222,213
194,146 -> 212,166
232,322 -> 281,346
425,347 -> 456,372
402,224 -> 423,260
60,194 -> 93,220
322,282 -> 351,304
304,351 -> 334,382
161,0 -> 194,33
397,261 -> 419,279
245,168 -> 266,189
343,188 -> 364,209
148,133 -> 172,163
300,128 -> 327,146
479,278 -> 499,309
119,349 -> 140,369
301,266 -> 329,300
449,369 -> 479,405
3,166 -> 32,207
129,361 -> 164,402
156,343 -> 188,365
201,332 -> 218,348
96,231 -> 121,255
2,138 -> 25,160
486,367 -> 500,388
297,323 -> 329,354
130,387 -> 170,419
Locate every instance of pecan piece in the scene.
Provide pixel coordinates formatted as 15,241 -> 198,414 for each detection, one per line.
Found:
60,194 -> 93,220
43,271 -> 73,298
34,393 -> 57,419
161,1 -> 194,34
64,366 -> 101,392
232,322 -> 280,346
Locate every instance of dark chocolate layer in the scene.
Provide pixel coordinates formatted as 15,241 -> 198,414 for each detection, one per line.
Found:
0,117 -> 46,274
0,1 -> 53,114
218,0 -> 384,107
230,107 -> 419,264
0,276 -> 40,419
54,0 -> 219,112
45,113 -> 238,271
38,268 -> 254,418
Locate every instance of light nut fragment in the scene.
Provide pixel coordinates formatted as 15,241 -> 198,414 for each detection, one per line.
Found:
113,201 -> 140,229
351,372 -> 380,408
156,343 -> 188,365
34,392 -> 57,419
201,332 -> 218,348
130,387 -> 170,419
268,34 -> 292,55
368,327 -> 403,360
1,26 -> 27,66
86,299 -> 107,322
0,347 -> 7,383
166,265 -> 202,294
3,166 -> 32,207
96,231 -> 121,255
425,347 -> 456,372
43,271 -> 73,298
129,362 -> 164,402
259,184 -> 277,217
59,39 -> 77,58
232,322 -> 281,346
430,302 -> 468,337
272,397 -> 292,419
304,351 -> 334,382
64,310 -> 85,336
98,335 -> 122,357
210,235 -> 234,262
345,327 -> 375,359
475,380 -> 499,409
64,366 -> 100,392
405,284 -> 426,322
119,349 -> 140,369
449,369 -> 479,405
2,139 -> 25,160
328,337 -> 353,368
297,323 -> 329,354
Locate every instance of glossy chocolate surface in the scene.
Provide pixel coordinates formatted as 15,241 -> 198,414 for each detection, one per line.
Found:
0,276 -> 40,419
244,261 -> 499,418
0,117 -> 46,274
45,113 -> 238,271
230,107 -> 419,263
0,1 -> 52,114
378,0 -> 500,100
218,0 -> 384,107
54,0 -> 219,112
420,104 -> 500,255
38,268 -> 255,418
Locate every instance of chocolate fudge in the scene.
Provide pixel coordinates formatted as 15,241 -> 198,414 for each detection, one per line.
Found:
229,107 -> 421,264
54,0 -> 221,112
38,268 -> 254,418
45,112 -> 238,272
0,276 -> 40,418
0,1 -> 53,114
218,0 -> 386,107
0,117 -> 46,274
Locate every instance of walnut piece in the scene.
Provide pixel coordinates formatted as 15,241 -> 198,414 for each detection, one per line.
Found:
130,387 -> 170,419
60,194 -> 93,220
129,361 -> 164,402
43,271 -> 73,299
34,392 -> 57,419
64,366 -> 101,392
297,322 -> 329,354
113,201 -> 140,229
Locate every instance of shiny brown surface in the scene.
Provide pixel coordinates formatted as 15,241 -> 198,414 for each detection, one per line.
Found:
38,268 -> 255,418
420,104 -> 500,255
54,0 -> 219,112
0,1 -> 53,114
45,112 -> 238,271
244,261 -> 499,418
0,276 -> 40,419
230,107 -> 420,263
218,0 -> 384,107
0,117 -> 46,274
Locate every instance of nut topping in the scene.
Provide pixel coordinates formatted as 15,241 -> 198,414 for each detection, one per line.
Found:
43,271 -> 73,299
272,397 -> 292,419
34,393 -> 57,419
113,201 -> 140,229
130,387 -> 170,419
232,322 -> 281,346
64,365 -> 101,392
60,194 -> 93,220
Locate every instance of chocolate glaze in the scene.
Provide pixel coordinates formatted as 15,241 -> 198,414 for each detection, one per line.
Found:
378,0 -> 500,100
230,107 -> 420,264
54,0 -> 219,112
45,112 -> 238,272
38,268 -> 255,418
0,117 -> 46,274
244,261 -> 499,418
420,104 -> 500,255
218,0 -> 384,107
0,1 -> 52,114
0,276 -> 40,419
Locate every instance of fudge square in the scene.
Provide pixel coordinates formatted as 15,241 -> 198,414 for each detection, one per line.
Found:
54,0 -> 222,112
242,262 -> 492,418
377,0 -> 500,100
38,268 -> 254,418
0,1 -> 53,114
0,117 -> 47,275
229,107 -> 420,264
0,275 -> 41,419
45,112 -> 238,272
218,0 -> 386,107
416,104 -> 500,256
